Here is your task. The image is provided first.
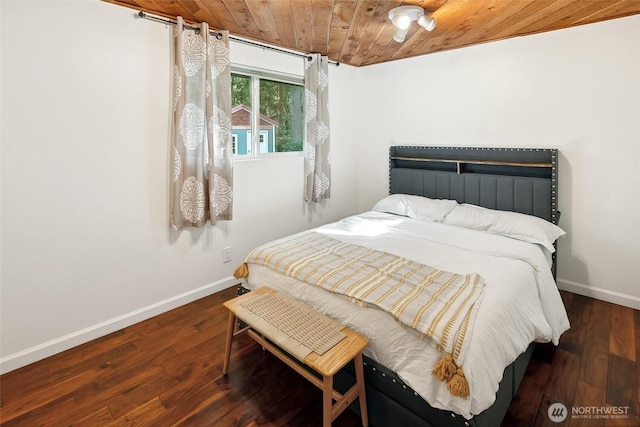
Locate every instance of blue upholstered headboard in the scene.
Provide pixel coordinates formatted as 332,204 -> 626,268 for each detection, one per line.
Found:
389,146 -> 559,224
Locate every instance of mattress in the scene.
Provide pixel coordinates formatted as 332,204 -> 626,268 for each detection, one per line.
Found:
243,211 -> 570,419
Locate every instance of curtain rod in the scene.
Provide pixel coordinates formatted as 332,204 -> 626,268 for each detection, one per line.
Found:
136,11 -> 339,66
137,11 -> 222,39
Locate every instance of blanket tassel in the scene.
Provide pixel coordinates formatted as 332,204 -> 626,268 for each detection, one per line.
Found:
432,354 -> 457,382
234,263 -> 249,279
448,368 -> 470,399
433,354 -> 470,399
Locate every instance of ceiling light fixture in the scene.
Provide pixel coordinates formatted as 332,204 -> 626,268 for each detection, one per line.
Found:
388,6 -> 436,43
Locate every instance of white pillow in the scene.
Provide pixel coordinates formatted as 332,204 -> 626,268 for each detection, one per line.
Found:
405,195 -> 458,222
372,194 -> 458,222
371,194 -> 410,216
444,204 -> 566,252
442,203 -> 495,231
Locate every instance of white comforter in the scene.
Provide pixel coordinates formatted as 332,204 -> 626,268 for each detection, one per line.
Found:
244,211 -> 570,419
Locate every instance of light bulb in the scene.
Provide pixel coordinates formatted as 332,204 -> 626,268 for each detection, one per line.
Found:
392,15 -> 411,30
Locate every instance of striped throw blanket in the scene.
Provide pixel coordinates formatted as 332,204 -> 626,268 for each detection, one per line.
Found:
237,232 -> 485,398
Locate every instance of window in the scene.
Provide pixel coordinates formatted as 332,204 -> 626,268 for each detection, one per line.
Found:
231,68 -> 304,157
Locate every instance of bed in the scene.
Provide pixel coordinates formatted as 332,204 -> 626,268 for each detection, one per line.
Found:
235,146 -> 569,427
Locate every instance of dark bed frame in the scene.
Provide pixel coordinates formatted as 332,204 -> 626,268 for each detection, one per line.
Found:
240,146 -> 559,427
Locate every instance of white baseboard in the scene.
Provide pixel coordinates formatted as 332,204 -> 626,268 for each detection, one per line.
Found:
0,276 -> 238,375
4,277 -> 634,374
557,278 -> 640,310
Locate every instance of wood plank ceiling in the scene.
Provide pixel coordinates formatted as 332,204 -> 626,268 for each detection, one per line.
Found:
102,0 -> 640,67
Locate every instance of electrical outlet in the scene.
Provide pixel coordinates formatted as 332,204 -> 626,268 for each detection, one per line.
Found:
223,246 -> 232,263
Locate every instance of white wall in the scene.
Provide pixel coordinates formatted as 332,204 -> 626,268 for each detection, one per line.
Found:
354,15 -> 640,308
0,0 -> 360,373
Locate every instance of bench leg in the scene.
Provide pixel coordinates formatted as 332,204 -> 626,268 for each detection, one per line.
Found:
354,352 -> 368,426
222,311 -> 236,375
323,375 -> 333,427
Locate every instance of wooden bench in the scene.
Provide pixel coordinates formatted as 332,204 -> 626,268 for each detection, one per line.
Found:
222,286 -> 369,427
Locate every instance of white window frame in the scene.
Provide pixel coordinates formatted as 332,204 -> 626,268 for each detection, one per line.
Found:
231,65 -> 304,160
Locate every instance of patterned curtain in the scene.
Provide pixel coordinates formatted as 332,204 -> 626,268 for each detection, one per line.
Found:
304,54 -> 331,203
171,17 -> 233,230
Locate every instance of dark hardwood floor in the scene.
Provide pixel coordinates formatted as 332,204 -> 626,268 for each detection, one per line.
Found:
503,291 -> 639,427
1,287 -> 638,426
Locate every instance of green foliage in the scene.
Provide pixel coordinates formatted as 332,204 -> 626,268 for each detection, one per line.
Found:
277,139 -> 304,152
231,74 -> 251,106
